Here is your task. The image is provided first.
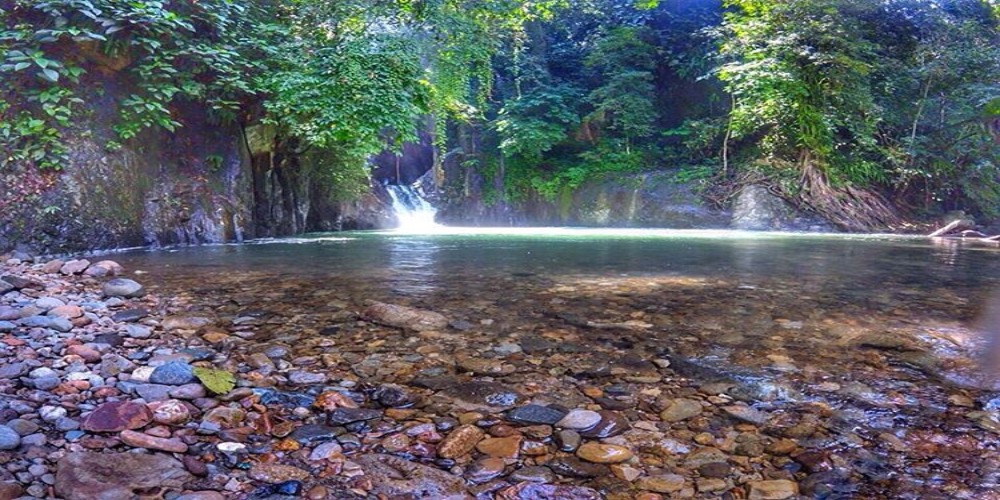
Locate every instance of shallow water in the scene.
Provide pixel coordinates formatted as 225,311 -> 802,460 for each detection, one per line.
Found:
113,228 -> 1000,498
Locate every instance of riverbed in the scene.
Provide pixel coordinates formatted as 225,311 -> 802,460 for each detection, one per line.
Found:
108,228 -> 1000,499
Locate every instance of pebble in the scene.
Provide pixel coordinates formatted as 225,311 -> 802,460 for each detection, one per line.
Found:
578,410 -> 629,438
248,463 -> 309,483
748,479 -> 799,499
102,278 -> 145,298
659,398 -> 703,422
476,435 -> 522,458
637,474 -> 687,493
557,409 -> 603,430
437,424 -> 484,458
506,404 -> 568,425
149,361 -> 196,385
0,425 -> 21,450
119,429 -> 188,452
576,442 -> 634,463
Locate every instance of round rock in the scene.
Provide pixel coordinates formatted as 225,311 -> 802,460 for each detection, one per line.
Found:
102,279 -> 145,298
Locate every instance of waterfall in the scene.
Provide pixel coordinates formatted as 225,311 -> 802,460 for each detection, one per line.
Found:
386,184 -> 440,232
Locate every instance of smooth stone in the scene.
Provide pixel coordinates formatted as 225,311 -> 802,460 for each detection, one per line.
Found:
149,361 -> 196,385
546,456 -> 610,478
112,308 -> 148,323
476,435 -> 522,458
35,297 -> 66,310
698,462 -> 733,478
327,408 -> 382,425
556,429 -> 582,452
248,463 -> 309,484
354,454 -> 469,499
134,383 -> 172,401
659,398 -> 703,422
81,401 -> 153,433
54,452 -> 192,500
465,457 -> 506,483
102,279 -> 145,298
41,259 -> 64,273
557,409 -> 603,430
176,492 -> 225,500
496,483 -> 601,500
40,406 -> 67,422
32,377 -> 61,391
578,410 -> 629,438
162,316 -> 214,331
93,260 -> 124,275
289,424 -> 341,444
506,404 -> 568,425
0,321 -> 14,332
169,383 -> 207,400
288,371 -> 328,385
100,354 -> 136,377
309,441 -> 344,461
636,474 -> 687,493
363,301 -> 449,331
119,429 -> 188,453
130,366 -> 156,382
575,442 -> 634,463
372,384 -> 418,408
125,325 -> 153,338
509,466 -> 557,483
48,305 -> 83,319
437,424 -> 484,459
6,419 -> 39,436
0,425 -> 21,450
748,480 -> 799,499
60,259 -> 90,275
0,362 -> 29,378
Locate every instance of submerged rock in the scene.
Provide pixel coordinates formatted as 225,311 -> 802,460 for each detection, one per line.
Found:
354,454 -> 471,499
364,301 -> 449,331
54,452 -> 192,500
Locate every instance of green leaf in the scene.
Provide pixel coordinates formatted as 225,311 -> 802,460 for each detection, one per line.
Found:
39,68 -> 59,82
13,62 -> 30,71
192,367 -> 236,394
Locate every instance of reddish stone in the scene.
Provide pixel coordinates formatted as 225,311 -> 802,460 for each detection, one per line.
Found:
65,345 -> 101,363
81,401 -> 153,433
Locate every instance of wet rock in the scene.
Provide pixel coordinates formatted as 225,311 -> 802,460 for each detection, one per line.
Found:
364,301 -> 449,331
119,429 -> 188,452
748,480 -> 799,499
476,435 -> 522,458
465,457 -> 506,483
659,398 -> 703,422
54,452 -> 192,500
328,408 -> 382,425
310,441 -> 344,461
576,442 -> 633,463
546,457 -> 610,478
92,260 -> 124,275
441,380 -> 525,410
149,361 -> 196,385
373,384 -> 418,408
496,483 -> 601,500
249,463 -> 310,483
697,462 -> 732,478
289,424 -> 341,444
102,279 -> 145,298
355,454 -> 471,499
636,474 -> 686,493
578,410 -> 629,438
556,429 -> 582,452
722,405 -> 769,425
438,424 -> 484,458
557,409 -> 602,430
506,404 -> 567,425
257,388 -> 315,408
510,466 -> 557,483
81,401 -> 153,433
0,425 -> 21,450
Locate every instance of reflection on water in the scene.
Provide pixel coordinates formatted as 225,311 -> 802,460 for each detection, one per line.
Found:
385,237 -> 439,296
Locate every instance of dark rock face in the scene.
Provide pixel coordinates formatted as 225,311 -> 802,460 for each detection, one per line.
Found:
436,170 -> 732,229
732,185 -> 833,231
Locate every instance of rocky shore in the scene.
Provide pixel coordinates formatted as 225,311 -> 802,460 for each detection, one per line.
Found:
0,251 -> 997,499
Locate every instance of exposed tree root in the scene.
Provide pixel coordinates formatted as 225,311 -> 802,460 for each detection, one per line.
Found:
795,162 -> 904,232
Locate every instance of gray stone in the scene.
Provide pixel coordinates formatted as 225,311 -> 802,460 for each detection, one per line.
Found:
134,383 -> 173,401
125,324 -> 153,339
149,361 -> 195,385
32,377 -> 61,390
0,321 -> 14,332
34,297 -> 65,310
102,279 -> 145,298
0,362 -> 28,379
0,425 -> 21,450
507,404 -> 568,425
6,419 -> 39,436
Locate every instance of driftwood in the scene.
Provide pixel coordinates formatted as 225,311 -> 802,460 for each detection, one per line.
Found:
929,219 -> 1000,244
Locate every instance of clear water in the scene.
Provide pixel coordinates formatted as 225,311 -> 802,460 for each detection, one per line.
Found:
111,228 -> 1000,497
